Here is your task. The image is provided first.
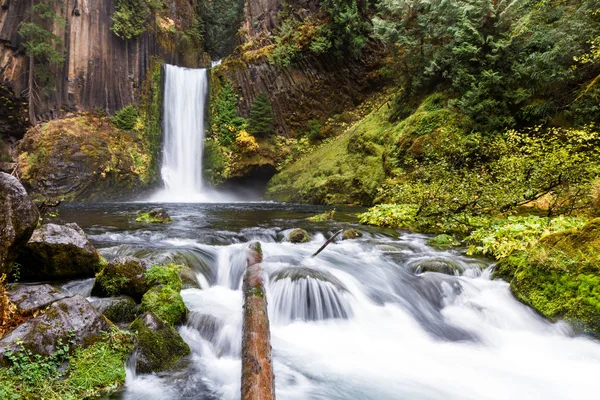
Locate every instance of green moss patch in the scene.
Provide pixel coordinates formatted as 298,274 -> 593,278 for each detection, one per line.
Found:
140,285 -> 187,327
144,264 -> 183,291
494,218 -> 600,338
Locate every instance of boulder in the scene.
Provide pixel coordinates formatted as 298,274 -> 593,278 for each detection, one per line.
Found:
89,296 -> 138,324
178,265 -> 201,289
0,295 -> 110,360
0,172 -> 39,276
18,223 -> 101,280
130,312 -> 190,373
288,228 -> 310,243
342,228 -> 363,240
8,284 -> 67,313
136,208 -> 172,223
427,234 -> 461,249
139,285 -> 188,327
92,257 -> 151,301
414,259 -> 462,276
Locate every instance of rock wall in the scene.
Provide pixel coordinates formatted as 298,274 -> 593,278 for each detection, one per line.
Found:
0,0 -> 200,123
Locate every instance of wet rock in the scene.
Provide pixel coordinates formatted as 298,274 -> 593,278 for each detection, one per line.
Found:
8,284 -> 67,313
89,296 -> 138,324
0,295 -> 110,360
342,228 -> 363,240
130,312 -> 190,373
140,285 -> 188,327
270,266 -> 347,291
178,265 -> 201,289
92,257 -> 152,301
0,172 -> 39,276
136,208 -> 172,223
414,259 -> 462,276
18,223 -> 101,280
288,228 -> 310,243
427,234 -> 461,249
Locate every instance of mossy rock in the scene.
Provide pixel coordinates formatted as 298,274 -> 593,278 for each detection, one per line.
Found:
342,228 -> 363,240
414,259 -> 461,275
307,210 -> 335,222
136,208 -> 172,223
427,234 -> 460,249
90,296 -> 138,324
288,228 -> 310,243
494,218 -> 600,338
178,265 -> 201,289
92,257 -> 151,302
130,312 -> 190,373
144,264 -> 183,291
139,285 -> 188,327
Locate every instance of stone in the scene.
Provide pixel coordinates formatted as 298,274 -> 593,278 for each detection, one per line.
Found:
178,265 -> 201,289
130,312 -> 190,373
139,285 -> 188,327
89,296 -> 138,324
414,259 -> 462,276
342,228 -> 363,240
18,223 -> 101,280
288,228 -> 310,243
8,284 -> 67,313
0,295 -> 110,360
91,257 -> 152,302
427,234 -> 461,249
0,172 -> 39,276
136,208 -> 172,223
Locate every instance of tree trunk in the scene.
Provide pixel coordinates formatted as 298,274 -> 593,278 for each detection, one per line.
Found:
241,241 -> 275,400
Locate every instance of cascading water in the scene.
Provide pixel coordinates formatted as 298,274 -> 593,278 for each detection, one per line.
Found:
153,64 -> 208,201
54,203 -> 600,400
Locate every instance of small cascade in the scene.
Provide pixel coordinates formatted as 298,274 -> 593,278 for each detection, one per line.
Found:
157,64 -> 208,200
269,267 -> 353,324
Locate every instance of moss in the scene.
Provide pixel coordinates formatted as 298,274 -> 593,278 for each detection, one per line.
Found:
288,228 -> 310,243
342,228 -> 363,240
92,258 -> 150,301
307,209 -> 335,222
135,212 -> 172,223
494,218 -> 600,338
64,329 -> 134,397
144,264 -> 183,291
101,298 -> 138,324
130,312 -> 190,373
427,234 -> 460,249
139,285 -> 187,327
266,99 -> 389,206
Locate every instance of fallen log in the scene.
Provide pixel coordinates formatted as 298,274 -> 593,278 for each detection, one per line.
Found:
241,241 -> 275,400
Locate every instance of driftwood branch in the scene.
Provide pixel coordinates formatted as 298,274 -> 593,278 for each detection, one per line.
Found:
241,241 -> 275,400
311,229 -> 344,258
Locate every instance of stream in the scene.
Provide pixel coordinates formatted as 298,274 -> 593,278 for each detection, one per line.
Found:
55,202 -> 600,400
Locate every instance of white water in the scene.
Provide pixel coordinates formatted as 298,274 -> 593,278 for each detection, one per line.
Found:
116,229 -> 600,399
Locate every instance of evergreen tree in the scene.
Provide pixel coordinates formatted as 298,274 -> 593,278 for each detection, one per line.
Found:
18,0 -> 65,124
247,93 -> 275,137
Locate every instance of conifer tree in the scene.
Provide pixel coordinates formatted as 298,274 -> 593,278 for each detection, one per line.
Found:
247,93 -> 275,137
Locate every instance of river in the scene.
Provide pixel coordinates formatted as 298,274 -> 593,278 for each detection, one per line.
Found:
51,201 -> 600,400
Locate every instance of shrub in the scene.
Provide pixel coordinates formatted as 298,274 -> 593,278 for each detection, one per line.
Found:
111,104 -> 139,131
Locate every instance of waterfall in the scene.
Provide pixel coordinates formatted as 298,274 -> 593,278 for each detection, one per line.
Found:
159,64 -> 208,200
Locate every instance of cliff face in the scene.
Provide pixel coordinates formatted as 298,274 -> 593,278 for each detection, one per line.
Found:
0,0 -> 199,124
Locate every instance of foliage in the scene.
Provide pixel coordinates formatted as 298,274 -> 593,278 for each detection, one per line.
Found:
494,218 -> 600,337
0,329 -> 133,399
210,79 -> 246,146
373,0 -> 600,131
358,204 -> 418,229
111,104 -> 139,131
247,93 -> 275,137
322,0 -> 370,57
235,129 -> 259,152
307,209 -> 336,222
140,285 -> 187,326
203,0 -> 244,58
466,216 -> 587,259
111,0 -> 150,39
144,264 -> 183,291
